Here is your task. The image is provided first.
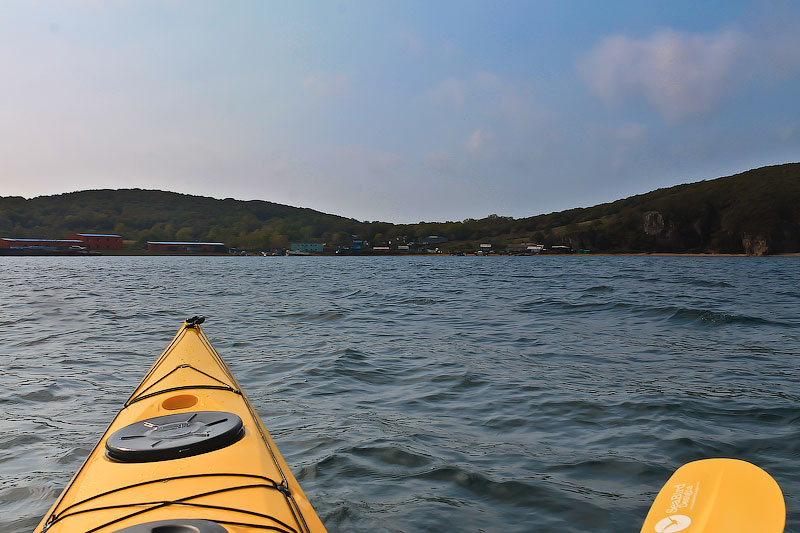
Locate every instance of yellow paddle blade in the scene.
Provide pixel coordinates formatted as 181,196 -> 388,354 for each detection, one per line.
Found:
640,458 -> 785,533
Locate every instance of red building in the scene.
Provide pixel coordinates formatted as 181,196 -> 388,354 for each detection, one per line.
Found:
0,238 -> 83,248
147,241 -> 227,253
67,233 -> 123,250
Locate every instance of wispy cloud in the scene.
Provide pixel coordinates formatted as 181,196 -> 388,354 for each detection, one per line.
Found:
337,145 -> 406,177
466,129 -> 497,158
438,40 -> 462,58
302,71 -> 350,98
426,71 -> 561,174
395,26 -> 423,53
777,124 -> 796,141
579,29 -> 746,122
430,78 -> 466,107
423,151 -> 462,175
586,123 -> 650,172
579,25 -> 800,122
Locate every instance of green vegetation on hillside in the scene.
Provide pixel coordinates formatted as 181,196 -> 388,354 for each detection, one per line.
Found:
1,163 -> 799,254
0,190 -> 365,251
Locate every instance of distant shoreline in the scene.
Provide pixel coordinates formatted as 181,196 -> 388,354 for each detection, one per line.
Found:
6,251 -> 795,258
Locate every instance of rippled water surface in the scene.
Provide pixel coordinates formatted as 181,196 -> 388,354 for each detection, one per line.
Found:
1,256 -> 798,532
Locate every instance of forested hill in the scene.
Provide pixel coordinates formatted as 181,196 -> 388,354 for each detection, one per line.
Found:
1,162 -> 799,254
499,161 -> 800,255
0,189 -> 364,251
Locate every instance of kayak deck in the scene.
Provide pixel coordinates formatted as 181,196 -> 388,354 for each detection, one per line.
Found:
35,319 -> 326,533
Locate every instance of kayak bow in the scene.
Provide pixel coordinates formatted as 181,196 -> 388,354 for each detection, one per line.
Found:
35,317 -> 327,533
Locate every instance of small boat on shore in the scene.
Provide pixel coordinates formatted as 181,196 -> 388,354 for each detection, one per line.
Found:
34,316 -> 326,533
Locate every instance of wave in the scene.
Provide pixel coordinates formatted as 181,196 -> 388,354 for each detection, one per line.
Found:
398,297 -> 439,305
56,446 -> 92,465
0,316 -> 38,327
582,285 -> 614,293
515,298 -> 791,328
12,331 -> 80,347
413,466 -> 574,510
16,389 -> 71,403
516,299 -> 633,313
274,310 -> 346,321
88,309 -> 141,320
687,279 -> 735,288
349,445 -> 432,468
667,308 -> 788,326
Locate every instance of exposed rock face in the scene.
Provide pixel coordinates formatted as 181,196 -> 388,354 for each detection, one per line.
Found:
742,233 -> 770,256
642,211 -> 665,236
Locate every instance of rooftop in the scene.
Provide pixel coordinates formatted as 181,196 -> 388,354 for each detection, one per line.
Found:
2,238 -> 82,243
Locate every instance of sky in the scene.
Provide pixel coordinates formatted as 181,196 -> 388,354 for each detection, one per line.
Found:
1,1 -> 799,223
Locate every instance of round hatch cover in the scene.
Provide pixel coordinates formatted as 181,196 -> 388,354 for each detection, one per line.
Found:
112,518 -> 228,532
106,411 -> 244,462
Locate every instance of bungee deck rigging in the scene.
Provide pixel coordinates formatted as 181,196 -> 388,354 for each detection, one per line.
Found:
35,317 -> 326,533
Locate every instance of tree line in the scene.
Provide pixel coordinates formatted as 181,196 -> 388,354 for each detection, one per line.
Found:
1,163 -> 798,254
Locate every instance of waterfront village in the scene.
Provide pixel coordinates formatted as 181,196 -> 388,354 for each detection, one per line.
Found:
0,233 -> 584,256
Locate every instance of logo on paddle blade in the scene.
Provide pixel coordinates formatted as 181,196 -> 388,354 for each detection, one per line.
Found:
654,515 -> 691,533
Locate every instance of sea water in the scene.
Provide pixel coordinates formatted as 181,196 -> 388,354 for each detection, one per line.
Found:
1,256 -> 798,532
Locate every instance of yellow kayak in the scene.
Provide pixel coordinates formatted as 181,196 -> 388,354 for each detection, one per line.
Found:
35,317 -> 327,533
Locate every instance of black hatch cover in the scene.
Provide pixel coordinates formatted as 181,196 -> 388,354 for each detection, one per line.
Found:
112,518 -> 228,532
106,411 -> 244,463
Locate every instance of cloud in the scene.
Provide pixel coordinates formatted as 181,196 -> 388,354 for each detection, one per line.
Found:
777,124 -> 796,141
586,123 -> 650,172
395,27 -> 423,53
430,78 -> 466,107
337,145 -> 406,177
302,71 -> 350,98
580,23 -> 800,122
579,29 -> 747,122
425,72 -> 562,175
438,40 -> 462,58
614,123 -> 648,144
423,151 -> 462,175
466,129 -> 496,158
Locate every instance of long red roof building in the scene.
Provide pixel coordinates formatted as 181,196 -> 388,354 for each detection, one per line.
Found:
67,234 -> 123,250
